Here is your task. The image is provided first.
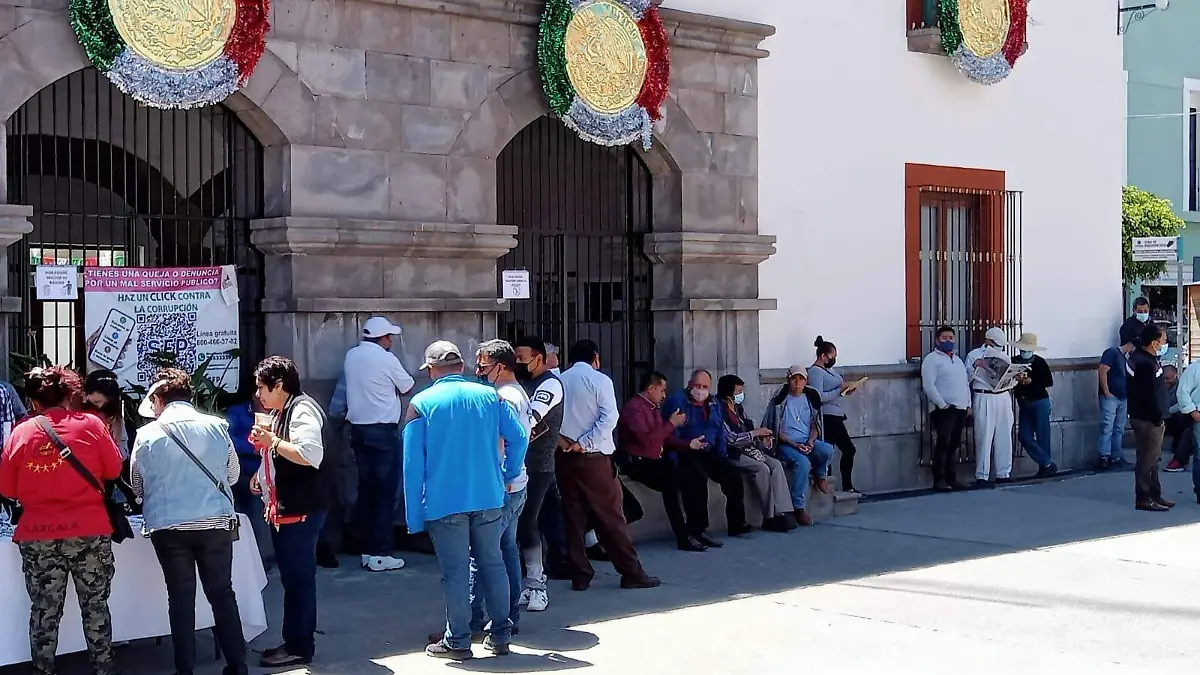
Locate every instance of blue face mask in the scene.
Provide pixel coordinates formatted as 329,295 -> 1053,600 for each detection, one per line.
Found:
1136,312 -> 1150,323
1019,350 -> 1033,359
733,392 -> 745,405
936,340 -> 955,354
1157,343 -> 1169,357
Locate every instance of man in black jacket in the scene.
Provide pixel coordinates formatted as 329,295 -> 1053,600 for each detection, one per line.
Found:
1127,323 -> 1175,512
1012,333 -> 1057,478
1119,297 -> 1152,348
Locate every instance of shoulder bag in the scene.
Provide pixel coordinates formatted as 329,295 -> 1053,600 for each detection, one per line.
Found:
34,416 -> 134,544
159,424 -> 240,541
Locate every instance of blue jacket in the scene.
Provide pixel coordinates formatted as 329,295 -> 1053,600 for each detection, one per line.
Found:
403,374 -> 529,534
663,390 -> 727,458
225,402 -> 260,476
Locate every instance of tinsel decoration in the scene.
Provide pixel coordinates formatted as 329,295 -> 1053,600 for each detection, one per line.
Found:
539,0 -> 671,149
69,0 -> 270,108
937,0 -> 1028,86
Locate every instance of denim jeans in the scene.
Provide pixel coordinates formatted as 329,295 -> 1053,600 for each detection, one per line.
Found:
777,440 -> 834,509
470,489 -> 527,632
1098,396 -> 1127,460
1018,398 -> 1053,468
1191,421 -> 1200,495
426,508 -> 511,650
270,510 -> 326,660
349,424 -> 401,556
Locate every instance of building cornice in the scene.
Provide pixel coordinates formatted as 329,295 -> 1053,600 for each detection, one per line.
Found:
644,232 -> 776,265
250,217 -> 518,258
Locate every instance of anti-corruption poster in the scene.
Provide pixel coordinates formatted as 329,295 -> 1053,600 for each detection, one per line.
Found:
83,266 -> 240,391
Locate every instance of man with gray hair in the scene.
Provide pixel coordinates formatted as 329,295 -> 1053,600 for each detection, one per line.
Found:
544,343 -> 561,376
966,327 -> 1016,487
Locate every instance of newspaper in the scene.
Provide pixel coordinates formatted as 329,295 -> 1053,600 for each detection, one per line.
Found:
972,356 -> 1030,393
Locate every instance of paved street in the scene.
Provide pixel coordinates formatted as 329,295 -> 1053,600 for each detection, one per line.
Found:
16,469 -> 1200,675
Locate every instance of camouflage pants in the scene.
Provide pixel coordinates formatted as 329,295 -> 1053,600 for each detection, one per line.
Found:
18,536 -> 116,675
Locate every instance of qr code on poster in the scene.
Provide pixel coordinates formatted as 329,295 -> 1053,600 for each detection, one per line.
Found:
136,312 -> 198,383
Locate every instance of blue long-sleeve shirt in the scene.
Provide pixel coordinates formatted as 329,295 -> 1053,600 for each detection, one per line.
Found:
663,390 -> 727,457
402,374 -> 529,534
225,402 -> 260,475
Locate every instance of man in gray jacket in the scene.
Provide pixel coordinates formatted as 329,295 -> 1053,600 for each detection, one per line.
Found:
131,368 -> 247,675
920,325 -> 973,492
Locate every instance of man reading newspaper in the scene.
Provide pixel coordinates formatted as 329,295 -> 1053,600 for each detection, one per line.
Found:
965,328 -> 1030,486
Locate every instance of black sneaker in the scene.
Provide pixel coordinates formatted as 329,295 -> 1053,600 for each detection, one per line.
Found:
585,544 -> 610,561
996,477 -> 1013,484
677,536 -> 708,552
483,635 -> 510,656
973,479 -> 994,489
1037,463 -> 1058,478
728,523 -> 754,538
696,532 -> 725,548
1096,457 -> 1110,471
948,481 -> 968,491
426,640 -> 472,660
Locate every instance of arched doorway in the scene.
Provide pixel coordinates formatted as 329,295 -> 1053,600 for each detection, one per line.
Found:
497,116 -> 654,402
5,68 -> 265,378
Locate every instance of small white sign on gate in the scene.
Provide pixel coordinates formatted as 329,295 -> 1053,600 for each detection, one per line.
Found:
35,265 -> 78,300
501,270 -> 531,300
1132,236 -> 1179,262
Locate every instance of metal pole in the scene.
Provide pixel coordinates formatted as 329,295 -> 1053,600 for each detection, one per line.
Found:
1178,258 -> 1185,363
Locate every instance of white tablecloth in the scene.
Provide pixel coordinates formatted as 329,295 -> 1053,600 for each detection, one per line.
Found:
0,514 -> 268,666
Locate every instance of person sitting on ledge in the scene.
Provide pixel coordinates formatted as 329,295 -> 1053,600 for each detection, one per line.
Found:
761,366 -> 833,526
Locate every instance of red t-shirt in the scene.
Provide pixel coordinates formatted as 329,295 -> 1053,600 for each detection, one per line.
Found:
0,409 -> 123,542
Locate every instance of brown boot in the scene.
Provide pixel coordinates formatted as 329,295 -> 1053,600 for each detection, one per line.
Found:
794,509 -> 814,526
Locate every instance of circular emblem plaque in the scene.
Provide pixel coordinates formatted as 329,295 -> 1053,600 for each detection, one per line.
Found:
108,0 -> 237,70
564,0 -> 648,115
956,0 -> 1011,59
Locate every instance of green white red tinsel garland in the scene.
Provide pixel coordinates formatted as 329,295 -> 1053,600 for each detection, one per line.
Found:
538,0 -> 670,149
938,0 -> 1027,86
69,0 -> 270,109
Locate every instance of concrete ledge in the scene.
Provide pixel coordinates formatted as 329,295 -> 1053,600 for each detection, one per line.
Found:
645,232 -> 777,265
907,26 -> 1029,58
761,357 -> 1100,385
261,297 -> 510,313
251,217 -> 518,258
651,298 -> 778,312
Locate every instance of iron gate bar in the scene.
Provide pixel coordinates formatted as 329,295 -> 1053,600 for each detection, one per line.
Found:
497,116 -> 653,404
6,68 -> 265,387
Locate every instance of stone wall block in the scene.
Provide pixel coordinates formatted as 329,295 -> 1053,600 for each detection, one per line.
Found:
452,93 -> 516,158
265,39 -> 298,72
682,173 -> 740,231
510,23 -> 537,70
8,16 -> 85,87
0,43 -> 42,138
679,262 -> 758,299
289,146 -> 390,217
671,48 -> 717,91
676,89 -> 724,134
388,152 -> 448,221
712,135 -> 757,178
410,9 -> 451,60
344,2 -> 410,54
383,257 -> 498,298
723,93 -> 757,137
716,53 -> 758,97
271,0 -> 342,45
298,44 -> 366,98
447,156 -> 497,223
278,255 -> 385,298
365,52 -> 431,105
430,59 -> 491,110
658,108 -> 713,173
401,105 -> 468,154
450,16 -> 510,66
739,177 -> 758,231
259,74 -> 317,146
496,69 -> 547,132
318,98 -> 405,151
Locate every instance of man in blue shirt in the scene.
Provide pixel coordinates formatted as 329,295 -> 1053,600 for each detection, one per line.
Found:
663,369 -> 750,544
761,367 -> 835,526
1098,342 -> 1133,470
403,341 -> 529,660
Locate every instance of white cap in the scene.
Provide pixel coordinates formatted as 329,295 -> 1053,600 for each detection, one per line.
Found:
985,327 -> 1008,348
137,379 -> 168,419
363,316 -> 402,339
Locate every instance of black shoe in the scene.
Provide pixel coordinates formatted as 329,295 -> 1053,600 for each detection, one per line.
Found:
1136,501 -> 1170,512
620,575 -> 662,589
973,479 -> 994,489
1096,457 -> 1110,471
260,650 -> 311,668
677,536 -> 708,552
948,481 -> 968,491
995,477 -> 1013,484
316,542 -> 339,569
728,524 -> 754,538
1035,464 -> 1058,479
426,640 -> 472,660
483,635 -> 510,656
586,544 -> 610,561
571,579 -> 591,592
933,481 -> 952,492
763,516 -> 797,533
696,532 -> 724,548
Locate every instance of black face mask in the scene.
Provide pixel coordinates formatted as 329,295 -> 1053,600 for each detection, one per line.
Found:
825,358 -> 837,368
513,362 -> 532,381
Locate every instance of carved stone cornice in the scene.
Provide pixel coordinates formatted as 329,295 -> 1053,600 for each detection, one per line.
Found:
0,204 -> 34,248
262,297 -> 509,313
360,0 -> 775,58
651,298 -> 777,312
644,232 -> 776,266
251,217 -> 518,259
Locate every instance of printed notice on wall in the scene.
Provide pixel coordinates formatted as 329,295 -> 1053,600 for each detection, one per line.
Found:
36,265 -> 78,300
501,270 -> 531,300
83,266 -> 240,391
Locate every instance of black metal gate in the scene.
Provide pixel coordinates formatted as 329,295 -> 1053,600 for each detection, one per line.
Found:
5,68 -> 265,386
497,116 -> 654,403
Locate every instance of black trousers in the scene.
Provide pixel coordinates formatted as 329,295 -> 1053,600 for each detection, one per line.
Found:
149,528 -> 247,675
1166,413 -> 1195,465
621,455 -> 708,541
679,452 -> 746,532
823,415 -> 858,490
930,407 -> 967,485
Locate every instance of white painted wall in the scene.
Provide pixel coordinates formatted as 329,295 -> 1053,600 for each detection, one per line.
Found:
662,0 -> 1125,366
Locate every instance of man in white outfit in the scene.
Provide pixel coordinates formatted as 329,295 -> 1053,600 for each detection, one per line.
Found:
965,327 -> 1015,487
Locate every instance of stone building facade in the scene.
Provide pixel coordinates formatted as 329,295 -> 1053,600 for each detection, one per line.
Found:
0,0 -> 776,407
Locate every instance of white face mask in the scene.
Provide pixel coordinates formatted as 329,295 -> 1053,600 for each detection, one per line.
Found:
549,368 -> 560,376
1157,342 -> 1169,357
690,387 -> 709,402
733,392 -> 745,405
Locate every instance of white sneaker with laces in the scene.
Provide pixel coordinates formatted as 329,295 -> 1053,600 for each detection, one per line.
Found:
526,588 -> 549,612
363,555 -> 406,572
518,588 -> 533,607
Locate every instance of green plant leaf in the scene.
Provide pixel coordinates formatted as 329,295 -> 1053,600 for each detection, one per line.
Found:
1123,185 -> 1187,283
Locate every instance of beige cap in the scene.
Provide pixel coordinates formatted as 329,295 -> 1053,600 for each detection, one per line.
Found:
786,365 -> 808,379
419,340 -> 464,371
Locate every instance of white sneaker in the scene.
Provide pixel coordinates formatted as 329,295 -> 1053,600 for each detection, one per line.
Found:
526,588 -> 549,612
362,555 -> 405,572
518,588 -> 533,607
